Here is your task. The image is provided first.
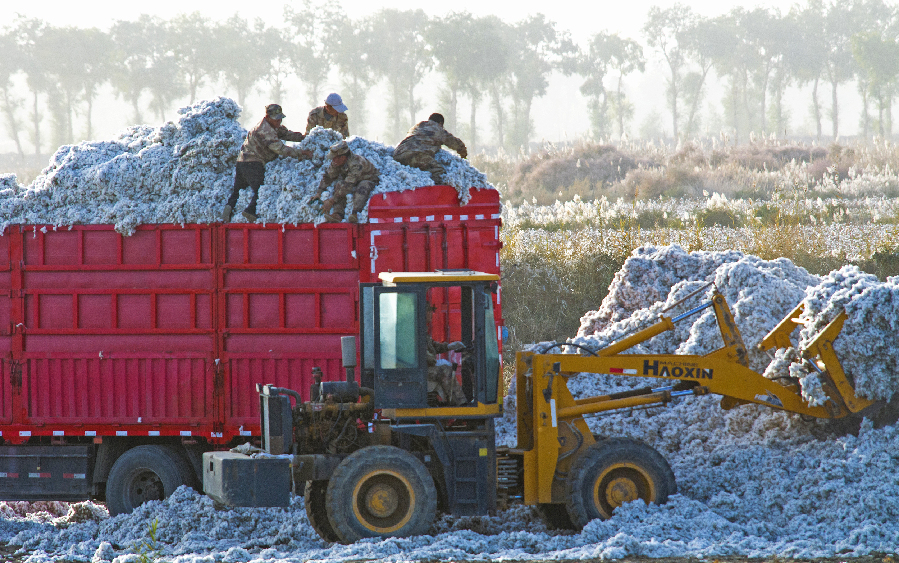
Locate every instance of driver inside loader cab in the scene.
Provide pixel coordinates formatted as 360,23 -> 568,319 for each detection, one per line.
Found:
425,301 -> 467,405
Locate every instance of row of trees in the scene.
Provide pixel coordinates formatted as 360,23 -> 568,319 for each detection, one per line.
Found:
1,0 -> 899,158
644,0 -> 899,143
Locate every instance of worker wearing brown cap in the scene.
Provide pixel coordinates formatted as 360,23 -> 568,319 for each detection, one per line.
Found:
222,104 -> 313,223
309,140 -> 379,223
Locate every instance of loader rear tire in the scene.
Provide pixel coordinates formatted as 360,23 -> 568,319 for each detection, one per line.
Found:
305,480 -> 340,543
565,438 -> 676,528
106,445 -> 186,516
326,446 -> 436,544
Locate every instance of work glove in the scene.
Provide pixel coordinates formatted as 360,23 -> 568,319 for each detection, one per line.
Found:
448,341 -> 465,351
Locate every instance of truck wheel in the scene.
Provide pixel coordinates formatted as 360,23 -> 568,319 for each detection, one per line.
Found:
161,445 -> 199,490
304,480 -> 340,543
565,438 -> 676,528
325,446 -> 436,544
535,503 -> 577,530
106,445 -> 187,516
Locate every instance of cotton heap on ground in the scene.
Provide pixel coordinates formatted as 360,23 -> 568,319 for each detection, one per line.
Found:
2,244 -> 899,562
0,98 -> 493,235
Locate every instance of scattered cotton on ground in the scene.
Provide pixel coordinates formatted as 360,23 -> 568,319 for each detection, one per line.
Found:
0,98 -> 493,235
2,249 -> 899,561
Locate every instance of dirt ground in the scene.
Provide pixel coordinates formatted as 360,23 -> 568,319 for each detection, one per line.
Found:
0,543 -> 894,563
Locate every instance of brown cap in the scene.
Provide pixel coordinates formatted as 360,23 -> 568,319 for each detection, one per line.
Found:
265,104 -> 286,119
327,140 -> 351,160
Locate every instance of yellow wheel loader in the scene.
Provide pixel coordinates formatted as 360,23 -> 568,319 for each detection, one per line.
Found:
204,271 -> 873,542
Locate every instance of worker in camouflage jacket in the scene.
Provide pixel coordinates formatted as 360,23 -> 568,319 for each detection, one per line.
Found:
309,140 -> 379,223
425,302 -> 468,406
306,93 -> 350,138
223,104 -> 312,222
393,112 -> 467,184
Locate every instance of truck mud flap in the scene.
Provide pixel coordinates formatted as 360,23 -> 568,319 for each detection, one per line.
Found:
0,445 -> 92,501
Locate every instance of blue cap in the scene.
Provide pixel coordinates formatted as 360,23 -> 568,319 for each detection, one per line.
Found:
325,93 -> 348,113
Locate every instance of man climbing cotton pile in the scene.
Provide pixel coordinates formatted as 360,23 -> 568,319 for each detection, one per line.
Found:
222,103 -> 313,222
393,113 -> 467,184
306,93 -> 350,138
309,140 -> 379,223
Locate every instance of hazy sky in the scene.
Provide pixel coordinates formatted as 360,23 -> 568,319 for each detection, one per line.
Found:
11,0 -> 777,44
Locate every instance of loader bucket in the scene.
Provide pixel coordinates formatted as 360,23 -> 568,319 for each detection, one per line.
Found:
760,305 -> 875,417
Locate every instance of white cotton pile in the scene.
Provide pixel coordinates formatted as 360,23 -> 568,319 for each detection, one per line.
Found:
0,173 -> 21,195
575,245 -> 748,335
494,244 -> 899,559
0,98 -> 245,235
570,245 -> 819,372
0,98 -> 495,235
783,266 -> 899,403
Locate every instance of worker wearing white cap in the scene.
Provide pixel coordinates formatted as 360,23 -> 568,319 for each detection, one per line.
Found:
306,93 -> 350,138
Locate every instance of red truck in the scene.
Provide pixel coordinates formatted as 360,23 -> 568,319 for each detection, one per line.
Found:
0,186 -> 503,514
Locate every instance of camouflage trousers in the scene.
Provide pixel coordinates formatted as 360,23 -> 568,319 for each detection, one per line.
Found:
427,363 -> 467,406
322,179 -> 377,221
394,151 -> 445,184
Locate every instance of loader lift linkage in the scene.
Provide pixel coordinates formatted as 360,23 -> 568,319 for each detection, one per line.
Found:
205,273 -> 874,542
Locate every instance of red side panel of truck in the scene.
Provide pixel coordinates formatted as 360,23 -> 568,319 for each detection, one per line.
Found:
0,186 -> 502,445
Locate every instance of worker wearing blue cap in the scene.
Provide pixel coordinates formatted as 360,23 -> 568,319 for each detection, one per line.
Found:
306,93 -> 350,138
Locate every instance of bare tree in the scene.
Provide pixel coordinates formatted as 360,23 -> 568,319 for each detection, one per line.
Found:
823,0 -> 867,138
643,4 -> 694,141
366,9 -> 432,142
506,14 -> 577,150
111,15 -> 183,123
169,13 -> 219,104
285,1 -> 341,108
580,32 -> 644,139
790,1 -> 829,139
0,27 -> 26,156
13,17 -> 50,156
214,15 -> 270,111
260,25 -> 292,105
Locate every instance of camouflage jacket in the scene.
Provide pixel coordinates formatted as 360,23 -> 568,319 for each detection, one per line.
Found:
427,337 -> 450,367
306,107 -> 350,138
237,119 -> 306,164
393,120 -> 466,160
320,153 -> 379,190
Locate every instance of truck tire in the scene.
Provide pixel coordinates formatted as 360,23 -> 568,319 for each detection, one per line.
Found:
161,445 -> 199,490
304,480 -> 340,543
106,445 -> 187,516
535,503 -> 577,530
565,438 -> 676,528
325,446 -> 437,544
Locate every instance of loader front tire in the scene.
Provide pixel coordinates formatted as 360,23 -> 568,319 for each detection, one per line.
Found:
305,480 -> 340,543
565,438 -> 676,528
326,446 -> 436,544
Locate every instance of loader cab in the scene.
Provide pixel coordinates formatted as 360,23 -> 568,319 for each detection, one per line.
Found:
360,271 -> 501,415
